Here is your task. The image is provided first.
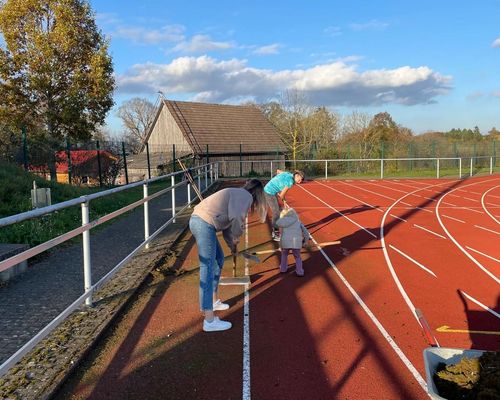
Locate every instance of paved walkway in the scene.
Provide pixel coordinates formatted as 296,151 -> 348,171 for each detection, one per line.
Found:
0,178 -> 209,364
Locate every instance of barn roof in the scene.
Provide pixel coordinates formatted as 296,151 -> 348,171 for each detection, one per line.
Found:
152,99 -> 285,155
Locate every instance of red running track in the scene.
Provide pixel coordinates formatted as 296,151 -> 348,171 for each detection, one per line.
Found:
56,176 -> 499,400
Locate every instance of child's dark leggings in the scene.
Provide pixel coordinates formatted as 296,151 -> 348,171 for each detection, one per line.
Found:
280,248 -> 303,275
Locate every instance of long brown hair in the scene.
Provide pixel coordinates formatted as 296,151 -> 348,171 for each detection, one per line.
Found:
243,179 -> 267,222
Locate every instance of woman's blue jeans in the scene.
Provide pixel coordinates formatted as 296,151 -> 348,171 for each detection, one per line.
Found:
189,215 -> 225,311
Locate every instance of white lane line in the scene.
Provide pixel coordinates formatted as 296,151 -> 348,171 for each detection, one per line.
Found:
389,245 -> 437,277
460,291 -> 500,319
317,181 -> 384,213
243,217 -> 250,400
307,232 -> 428,392
415,206 -> 433,214
466,246 -> 500,263
481,185 -> 500,225
469,191 -> 482,195
390,214 -> 407,222
474,225 -> 500,235
413,224 -> 447,239
400,201 -> 413,206
461,207 -> 483,214
442,201 -> 457,206
463,197 -> 478,202
298,185 -> 378,238
448,194 -> 461,198
339,180 -> 396,201
441,215 -> 465,223
436,178 -> 500,284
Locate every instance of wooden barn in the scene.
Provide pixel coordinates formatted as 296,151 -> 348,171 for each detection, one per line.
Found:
129,99 -> 286,179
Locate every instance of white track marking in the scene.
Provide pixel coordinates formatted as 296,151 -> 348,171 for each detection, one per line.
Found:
400,201 -> 413,206
243,218 -> 250,400
474,225 -> 500,235
460,291 -> 500,319
413,224 -> 447,239
481,185 -> 500,225
442,201 -> 457,206
466,246 -> 500,263
415,206 -> 433,214
463,197 -> 478,202
389,245 -> 437,277
298,185 -> 378,238
441,215 -> 465,223
461,207 -> 483,214
448,194 -> 461,198
316,181 -> 384,213
306,231 -> 428,392
390,214 -> 407,222
436,178 -> 500,284
339,180 -> 396,201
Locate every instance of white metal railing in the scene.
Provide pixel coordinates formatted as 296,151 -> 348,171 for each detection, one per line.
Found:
217,156 -> 498,180
0,161 -> 218,377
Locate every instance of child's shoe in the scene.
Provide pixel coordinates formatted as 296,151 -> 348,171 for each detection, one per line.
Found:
203,317 -> 232,332
213,299 -> 229,311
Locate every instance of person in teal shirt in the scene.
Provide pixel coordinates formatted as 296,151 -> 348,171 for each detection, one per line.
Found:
264,170 -> 304,241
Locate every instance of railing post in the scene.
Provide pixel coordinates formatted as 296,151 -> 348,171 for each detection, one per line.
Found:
380,159 -> 384,179
325,160 -> 328,180
171,175 -> 176,223
187,180 -> 192,206
490,157 -> 493,175
436,158 -> 440,179
210,163 -> 213,184
198,167 -> 201,193
81,201 -> 93,306
205,165 -> 208,190
143,183 -> 150,249
459,158 -> 462,179
470,157 -> 473,177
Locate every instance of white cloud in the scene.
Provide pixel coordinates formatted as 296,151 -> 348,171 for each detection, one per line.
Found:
117,56 -> 452,106
171,35 -> 235,53
252,44 -> 281,55
349,20 -> 389,31
467,91 -> 484,101
113,25 -> 185,44
492,38 -> 500,48
491,91 -> 500,98
324,26 -> 342,37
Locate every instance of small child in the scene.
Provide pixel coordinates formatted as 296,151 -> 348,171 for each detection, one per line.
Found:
275,207 -> 309,276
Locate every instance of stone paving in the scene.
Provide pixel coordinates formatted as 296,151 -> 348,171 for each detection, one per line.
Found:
0,178 -> 210,365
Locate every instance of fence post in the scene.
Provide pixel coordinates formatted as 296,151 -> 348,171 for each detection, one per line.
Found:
171,175 -> 176,223
205,164 -> 208,190
96,141 -> 103,188
493,140 -> 496,170
66,137 -> 72,185
490,157 -> 493,175
172,143 -> 176,173
187,179 -> 191,205
22,125 -> 28,171
470,157 -> 473,177
436,158 -> 440,179
325,160 -> 328,180
81,201 -> 93,306
122,142 -> 129,184
380,159 -> 384,179
146,142 -> 151,179
143,183 -> 150,248
240,143 -> 243,177
459,158 -> 462,179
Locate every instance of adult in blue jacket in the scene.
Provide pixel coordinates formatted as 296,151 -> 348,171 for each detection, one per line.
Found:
264,169 -> 304,240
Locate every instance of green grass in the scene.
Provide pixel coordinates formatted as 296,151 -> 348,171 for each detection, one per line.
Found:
0,161 -> 168,246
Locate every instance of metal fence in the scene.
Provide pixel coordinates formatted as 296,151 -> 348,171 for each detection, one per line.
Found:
0,162 -> 217,377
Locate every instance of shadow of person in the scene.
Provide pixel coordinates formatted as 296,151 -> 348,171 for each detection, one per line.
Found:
457,290 -> 500,350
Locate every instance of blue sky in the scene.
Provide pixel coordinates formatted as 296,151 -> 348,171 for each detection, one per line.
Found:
90,0 -> 500,135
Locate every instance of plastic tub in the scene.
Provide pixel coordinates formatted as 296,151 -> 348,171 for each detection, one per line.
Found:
423,347 -> 486,399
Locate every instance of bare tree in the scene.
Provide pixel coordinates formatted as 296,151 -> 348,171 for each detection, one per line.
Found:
117,98 -> 157,153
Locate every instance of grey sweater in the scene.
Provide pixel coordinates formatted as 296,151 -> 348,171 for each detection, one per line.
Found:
192,188 -> 252,247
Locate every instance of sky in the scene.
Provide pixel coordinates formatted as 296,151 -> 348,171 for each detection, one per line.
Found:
89,0 -> 500,136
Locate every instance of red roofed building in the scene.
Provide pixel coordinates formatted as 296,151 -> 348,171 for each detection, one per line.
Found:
30,150 -> 119,185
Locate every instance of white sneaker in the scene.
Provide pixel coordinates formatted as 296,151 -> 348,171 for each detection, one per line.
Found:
203,317 -> 232,332
213,299 -> 230,311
